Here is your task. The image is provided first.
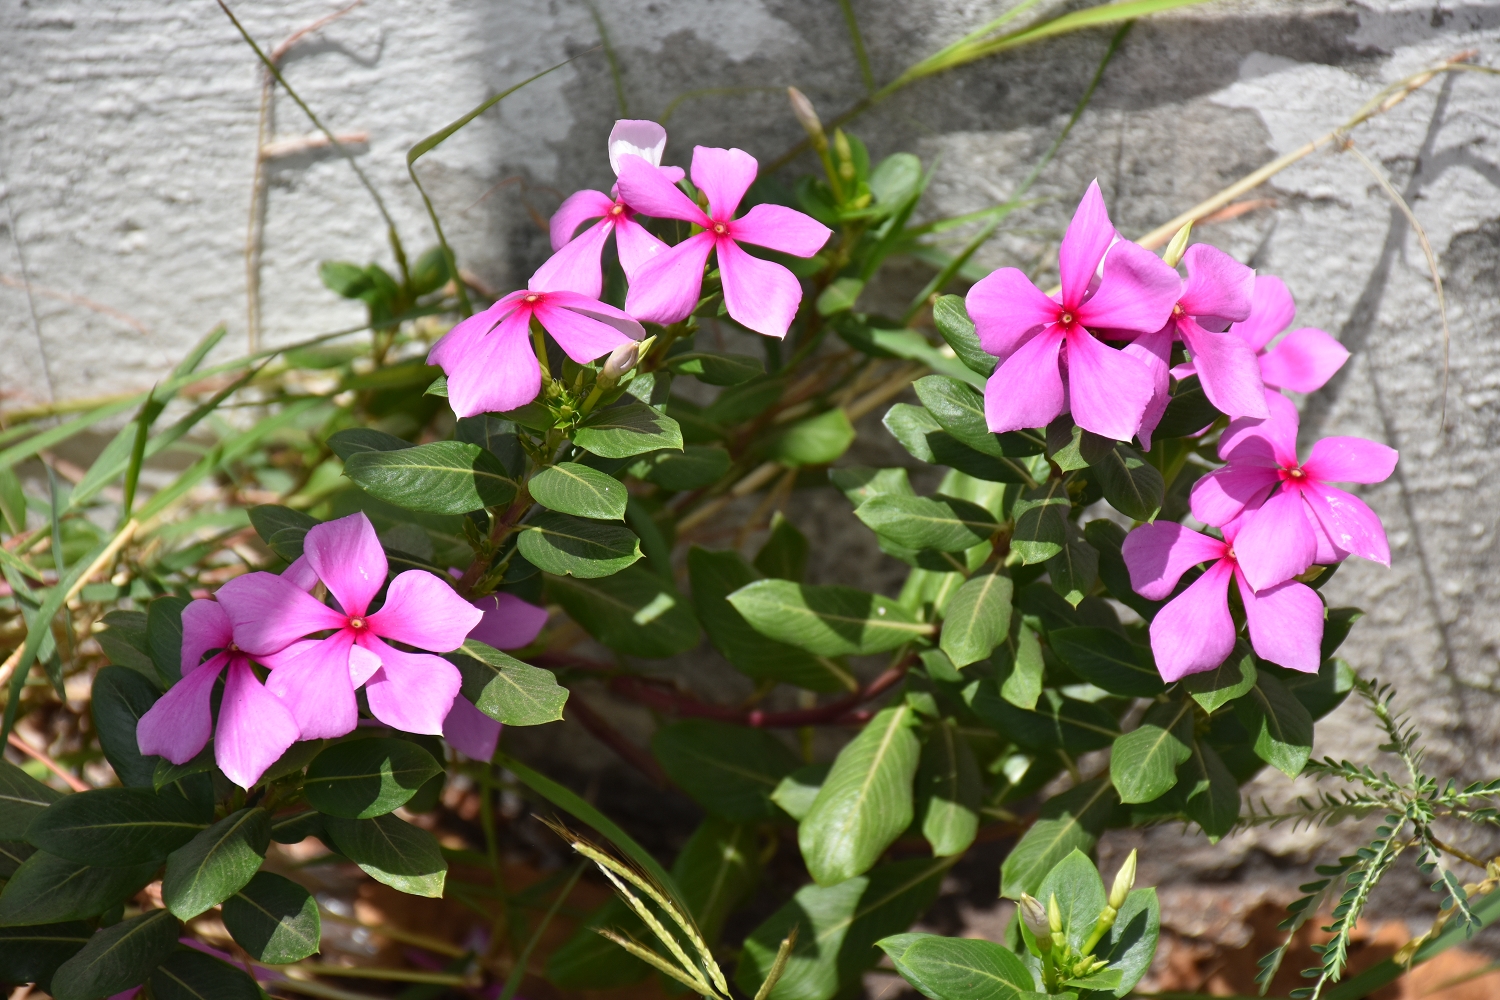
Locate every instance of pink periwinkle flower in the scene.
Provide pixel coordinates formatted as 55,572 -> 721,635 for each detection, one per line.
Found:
1190,391 -> 1398,591
540,120 -> 684,299
965,180 -> 1181,441
1215,274 -> 1350,393
217,512 -> 483,741
427,264 -> 645,419
617,145 -> 832,338
441,592 -> 550,761
136,599 -> 300,789
1123,518 -> 1324,680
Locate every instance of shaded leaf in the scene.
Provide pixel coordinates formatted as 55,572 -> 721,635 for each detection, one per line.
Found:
548,567 -> 700,658
1011,481 -> 1070,565
1182,640 -> 1257,712
516,510 -> 641,578
1235,672 -> 1314,777
0,756 -> 64,839
666,352 -> 765,385
304,740 -> 442,819
149,948 -> 263,1000
754,511 -> 809,582
49,908 -> 179,1000
1000,778 -> 1119,900
916,718 -> 981,857
1094,444 -> 1165,520
652,720 -> 801,823
632,445 -> 731,491
1049,627 -> 1164,698
0,852 -> 160,925
222,871 -> 321,964
1181,739 -> 1240,841
27,787 -> 207,866
162,807 -> 270,919
322,814 -> 447,897
0,921 -> 91,989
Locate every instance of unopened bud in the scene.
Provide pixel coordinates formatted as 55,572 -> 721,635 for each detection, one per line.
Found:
1109,849 -> 1138,911
602,341 -> 639,380
1019,893 -> 1051,945
1047,893 -> 1063,934
1162,221 -> 1193,268
833,129 -> 856,182
787,88 -> 827,151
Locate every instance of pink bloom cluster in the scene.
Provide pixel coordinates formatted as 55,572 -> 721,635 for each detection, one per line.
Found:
427,120 -> 831,419
137,512 -> 547,787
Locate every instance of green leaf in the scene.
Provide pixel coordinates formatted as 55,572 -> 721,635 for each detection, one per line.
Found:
1095,886 -> 1160,997
770,409 -> 857,467
222,871 -> 321,964
997,624 -> 1045,710
1181,641 -> 1257,711
1011,481 -> 1070,565
0,853 -> 159,925
153,743 -> 217,791
1153,375 -> 1220,439
816,277 -> 865,315
1049,627 -> 1164,698
939,569 -> 1013,668
1235,672 -> 1314,777
49,909 -> 180,1000
1046,419 -> 1113,473
451,640 -> 568,726
916,718 -> 981,858
674,818 -> 761,945
574,402 -> 684,458
967,688 -> 1119,752
319,260 -> 371,297
883,403 -> 942,462
0,921 -> 92,989
546,895 -> 649,989
96,610 -> 156,679
755,511 -> 809,581
27,787 -> 208,866
772,763 -> 830,822
548,566 -> 700,658
1109,701 -> 1193,804
666,352 -> 765,385
931,294 -> 997,377
0,757 -> 64,839
529,462 -> 627,520
162,807 -> 270,919
322,814 -> 447,897
1283,655 -> 1356,721
1085,519 -> 1163,622
149,948 -> 264,1000
456,414 -> 526,477
651,720 -> 801,822
735,856 -> 949,1000
887,934 -> 1035,999
702,375 -> 782,425
799,706 -> 922,885
728,579 -> 933,657
632,445 -> 731,491
269,809 -> 324,845
1094,444 -> 1165,520
247,504 -> 319,562
304,739 -> 442,819
689,548 -> 853,692
147,595 -> 191,685
516,510 -> 641,578
344,440 -> 518,514
1045,526 -> 1098,608
913,376 -> 1041,462
1181,739 -> 1240,841
326,427 -> 412,459
855,494 -> 997,553
829,465 -> 913,505
1036,849 -> 1107,951
1000,778 -> 1118,900
0,840 -> 34,878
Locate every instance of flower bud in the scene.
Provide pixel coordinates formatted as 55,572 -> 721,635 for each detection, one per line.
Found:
602,341 -> 639,381
1019,893 -> 1051,945
1163,221 -> 1193,268
787,88 -> 827,151
1109,849 -> 1138,911
1047,893 -> 1063,934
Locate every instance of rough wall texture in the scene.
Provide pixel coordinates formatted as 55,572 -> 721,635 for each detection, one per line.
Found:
5,0 -> 1500,935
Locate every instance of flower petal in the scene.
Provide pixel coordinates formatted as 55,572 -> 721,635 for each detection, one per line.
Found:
1121,521 -> 1227,601
549,188 -> 616,250
984,327 -> 1065,433
215,658 -> 300,789
530,219 -> 612,299
434,307 -> 540,419
1301,483 -> 1391,567
1057,179 -> 1116,307
217,572 -> 345,656
1177,317 -> 1268,420
180,600 -> 232,680
1123,325 -> 1172,450
1149,559 -> 1237,682
1258,326 -> 1350,393
469,592 -> 549,649
534,299 -> 639,365
1063,328 -> 1153,442
1190,465 -> 1281,526
1237,570 -> 1324,674
368,570 -> 484,652
442,696 -> 501,761
137,653 -> 226,765
265,632 -> 359,740
623,232 -> 715,326
1302,435 -> 1398,485
1075,239 -> 1182,334
349,641 -> 383,687
616,154 -> 708,225
1218,389 -> 1301,468
1232,488 -> 1320,590
361,636 -> 463,736
304,512 -> 387,619
690,145 -> 758,221
728,204 -> 831,257
282,555 -> 319,593
1233,274 -> 1296,352
966,268 -> 1061,361
426,295 -> 523,374
718,238 -> 803,339
1177,243 -> 1255,323
614,217 -> 669,279
608,119 -> 669,174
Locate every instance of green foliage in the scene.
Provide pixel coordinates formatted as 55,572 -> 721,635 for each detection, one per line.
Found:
162,807 -> 270,919
222,872 -> 322,964
529,461 -> 628,520
516,510 -> 642,578
303,739 -> 443,818
50,909 -> 180,1000
322,813 -> 447,897
728,580 -> 931,655
344,440 -> 518,514
27,787 -> 208,866
149,948 -> 265,1000
451,639 -> 568,725
652,720 -> 802,822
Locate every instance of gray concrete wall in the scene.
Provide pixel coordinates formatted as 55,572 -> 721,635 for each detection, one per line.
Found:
6,0 -> 1500,929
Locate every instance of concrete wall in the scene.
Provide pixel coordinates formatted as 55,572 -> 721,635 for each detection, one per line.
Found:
6,0 -> 1500,924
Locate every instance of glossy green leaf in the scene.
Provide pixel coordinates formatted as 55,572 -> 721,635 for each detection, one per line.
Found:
1283,655 -> 1356,721
1154,375 -> 1219,439
1046,419 -> 1113,473
1011,481 -> 1070,565
829,465 -> 913,505
1094,444 -> 1165,520
548,566 -> 700,658
1181,739 -> 1240,841
1094,886 -> 1161,997
1235,672 -> 1314,777
916,718 -> 981,857
816,277 -> 865,315
0,852 -> 159,925
931,294 -> 997,377
162,807 -> 270,919
574,402 -> 683,458
967,688 -> 1119,752
651,720 -> 801,822
27,787 -> 208,866
304,739 -> 442,819
529,462 -> 627,520
269,809 -> 324,845
1110,701 -> 1193,804
754,511 -> 809,582
147,595 -> 191,685
456,414 -> 526,477
883,403 -> 943,462
222,871 -> 322,964
0,921 -> 91,989
1045,526 -> 1098,608
855,494 -> 996,553
451,640 -> 568,726
0,757 -> 64,839
1000,778 -> 1118,900
1049,627 -> 1164,698
997,624 -> 1045,710
674,818 -> 760,944
49,909 -> 179,1000
913,376 -> 1041,463
770,409 -> 856,467
344,440 -> 518,514
1084,518 -> 1163,622
728,579 -> 933,656
326,427 -> 412,459
939,569 -> 1013,668
885,934 -> 1035,999
516,510 -> 641,578
772,763 -> 830,822
322,813 -> 447,897
632,445 -> 731,490
149,948 -> 263,1000
247,504 -> 319,562
799,706 -> 921,885
153,743 -> 217,791
666,352 -> 765,385
1181,640 -> 1257,711
1035,849 -> 1107,951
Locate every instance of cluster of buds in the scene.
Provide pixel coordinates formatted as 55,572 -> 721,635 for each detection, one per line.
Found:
1019,851 -> 1137,992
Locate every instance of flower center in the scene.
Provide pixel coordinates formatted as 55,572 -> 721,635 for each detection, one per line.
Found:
228,642 -> 240,652
1172,303 -> 1184,317
348,617 -> 366,630
1287,467 -> 1305,479
1059,312 -> 1075,326
610,203 -> 625,216
1225,547 -> 1236,561
712,222 -> 727,235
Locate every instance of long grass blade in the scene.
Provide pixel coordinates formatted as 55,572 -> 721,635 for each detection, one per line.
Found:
496,861 -> 584,1000
836,0 -> 876,94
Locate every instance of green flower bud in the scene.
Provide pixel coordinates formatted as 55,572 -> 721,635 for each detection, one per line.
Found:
1109,849 -> 1138,911
1019,893 -> 1051,947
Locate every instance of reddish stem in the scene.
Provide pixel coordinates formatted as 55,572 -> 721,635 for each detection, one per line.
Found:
565,695 -> 668,788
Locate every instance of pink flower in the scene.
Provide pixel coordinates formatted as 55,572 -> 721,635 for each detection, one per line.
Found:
539,120 -> 685,298
1190,391 -> 1398,590
964,180 -> 1181,441
217,512 -> 483,741
136,600 -> 300,789
1123,519 -> 1324,679
1218,275 -> 1350,393
616,145 -> 832,338
440,592 -> 549,761
427,265 -> 645,419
